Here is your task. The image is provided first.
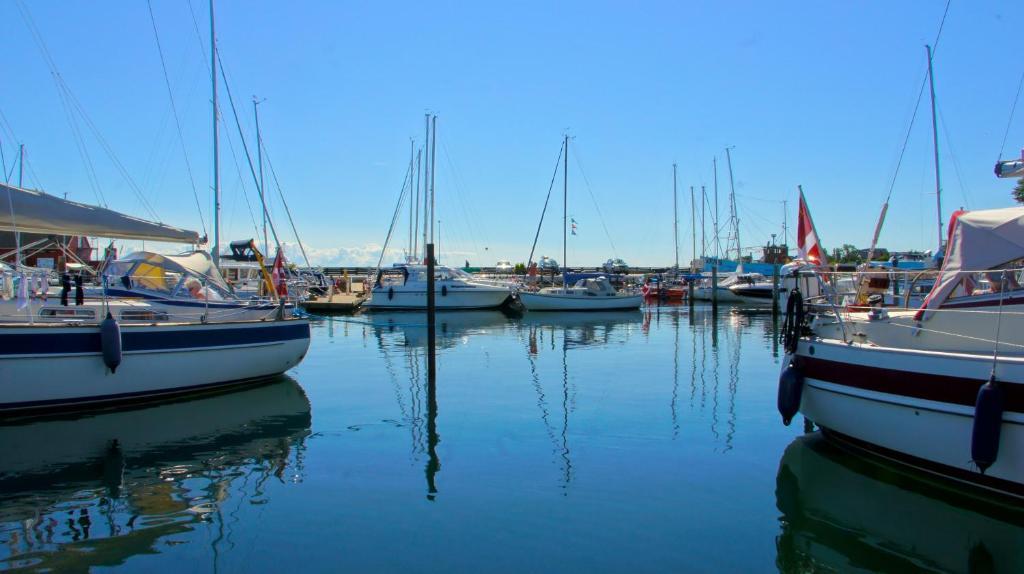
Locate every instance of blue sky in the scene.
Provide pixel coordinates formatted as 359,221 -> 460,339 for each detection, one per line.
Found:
1,0 -> 1021,266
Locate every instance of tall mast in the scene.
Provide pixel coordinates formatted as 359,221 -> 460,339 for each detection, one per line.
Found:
422,114 -> 430,261
563,134 -> 569,281
18,144 -> 24,187
210,0 -> 220,265
701,185 -> 707,259
430,115 -> 437,251
725,147 -> 739,262
253,97 -> 267,256
690,185 -> 696,272
413,147 -> 421,258
713,156 -> 719,259
407,138 -> 415,258
673,163 -> 679,269
927,44 -> 943,251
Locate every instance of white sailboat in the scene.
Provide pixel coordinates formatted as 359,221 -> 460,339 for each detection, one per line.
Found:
519,136 -> 642,312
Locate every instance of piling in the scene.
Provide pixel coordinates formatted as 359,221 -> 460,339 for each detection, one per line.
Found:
772,264 -> 780,315
425,243 -> 439,499
426,243 -> 437,383
711,265 -> 719,311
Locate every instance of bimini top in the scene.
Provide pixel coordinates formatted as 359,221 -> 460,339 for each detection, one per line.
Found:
0,183 -> 200,244
917,207 -> 1024,320
105,251 -> 232,295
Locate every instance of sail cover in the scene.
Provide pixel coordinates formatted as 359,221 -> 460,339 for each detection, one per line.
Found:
915,207 -> 1024,321
0,183 -> 200,244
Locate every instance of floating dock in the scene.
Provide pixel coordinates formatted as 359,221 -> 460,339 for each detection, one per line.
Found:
300,279 -> 367,314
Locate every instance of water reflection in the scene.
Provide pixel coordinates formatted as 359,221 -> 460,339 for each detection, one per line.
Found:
776,434 -> 1024,573
0,379 -> 311,571
367,310 -> 514,350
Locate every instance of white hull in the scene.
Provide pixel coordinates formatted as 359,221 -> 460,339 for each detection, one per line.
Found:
363,286 -> 510,310
793,338 -> 1024,497
0,319 -> 310,413
519,291 -> 643,311
690,285 -> 747,303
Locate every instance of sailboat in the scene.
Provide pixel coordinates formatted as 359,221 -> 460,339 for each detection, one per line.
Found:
519,136 -> 642,312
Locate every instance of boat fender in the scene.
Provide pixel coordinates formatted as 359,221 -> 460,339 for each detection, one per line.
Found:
442,285 -> 448,297
388,287 -> 394,301
781,288 -> 804,354
777,360 -> 804,426
971,375 -> 1004,474
74,275 -> 84,306
60,274 -> 71,306
100,312 -> 122,374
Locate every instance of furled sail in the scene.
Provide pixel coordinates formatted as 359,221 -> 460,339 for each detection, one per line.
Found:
0,183 -> 201,244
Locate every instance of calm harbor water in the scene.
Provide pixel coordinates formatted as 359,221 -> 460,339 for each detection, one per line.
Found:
2,304 -> 1022,572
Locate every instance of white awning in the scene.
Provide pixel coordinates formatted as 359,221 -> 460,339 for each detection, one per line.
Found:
0,183 -> 201,244
916,207 -> 1024,320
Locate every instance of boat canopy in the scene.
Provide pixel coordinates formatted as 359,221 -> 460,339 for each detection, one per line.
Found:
917,207 -> 1024,320
105,251 -> 231,294
0,183 -> 201,244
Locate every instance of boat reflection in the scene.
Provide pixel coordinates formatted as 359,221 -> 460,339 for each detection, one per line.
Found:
776,434 -> 1024,573
521,310 -> 643,350
366,310 -> 514,349
0,378 -> 311,571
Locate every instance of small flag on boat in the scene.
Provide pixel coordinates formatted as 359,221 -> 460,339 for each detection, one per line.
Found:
796,189 -> 827,266
272,247 -> 288,297
571,217 -> 578,236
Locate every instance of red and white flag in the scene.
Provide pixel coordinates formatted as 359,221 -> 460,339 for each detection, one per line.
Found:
796,189 -> 827,266
271,247 -> 288,297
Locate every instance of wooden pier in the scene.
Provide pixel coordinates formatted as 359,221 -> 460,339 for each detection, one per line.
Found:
299,278 -> 367,314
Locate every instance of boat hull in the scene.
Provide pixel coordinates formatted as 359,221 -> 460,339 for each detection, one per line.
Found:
363,286 -> 511,310
0,319 -> 311,414
519,291 -> 643,311
793,339 -> 1024,498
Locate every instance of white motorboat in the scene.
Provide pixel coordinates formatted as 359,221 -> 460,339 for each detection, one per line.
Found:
778,206 -> 1024,499
519,276 -> 642,311
363,264 -> 512,310
690,272 -> 767,303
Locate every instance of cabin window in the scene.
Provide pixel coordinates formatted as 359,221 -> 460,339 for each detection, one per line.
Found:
40,308 -> 95,319
120,309 -> 170,321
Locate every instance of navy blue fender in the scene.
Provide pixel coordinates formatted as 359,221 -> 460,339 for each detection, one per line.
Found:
971,376 -> 1004,474
100,312 -> 122,374
778,360 -> 805,426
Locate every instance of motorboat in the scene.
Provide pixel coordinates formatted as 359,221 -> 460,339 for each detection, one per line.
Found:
690,272 -> 767,303
363,264 -> 512,310
778,206 -> 1024,499
519,275 -> 643,311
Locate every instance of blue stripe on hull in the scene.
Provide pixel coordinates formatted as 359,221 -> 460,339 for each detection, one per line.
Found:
0,321 -> 310,356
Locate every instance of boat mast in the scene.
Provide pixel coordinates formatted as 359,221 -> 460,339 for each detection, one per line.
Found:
713,156 -> 719,260
926,44 -> 943,251
725,147 -> 740,263
422,114 -> 430,261
690,185 -> 696,272
673,163 -> 678,269
430,115 -> 437,253
701,185 -> 707,259
253,97 -> 267,256
407,138 -> 415,258
563,134 -> 569,283
413,147 -> 421,258
210,0 -> 220,265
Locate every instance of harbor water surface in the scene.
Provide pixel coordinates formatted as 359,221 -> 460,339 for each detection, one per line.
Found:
2,305 -> 1022,572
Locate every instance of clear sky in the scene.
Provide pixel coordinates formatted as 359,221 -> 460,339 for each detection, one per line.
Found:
1,0 -> 1022,267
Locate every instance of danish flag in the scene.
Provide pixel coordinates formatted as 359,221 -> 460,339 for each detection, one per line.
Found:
272,247 -> 288,297
796,189 -> 827,266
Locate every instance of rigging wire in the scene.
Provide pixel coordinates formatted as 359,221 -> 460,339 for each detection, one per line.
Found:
221,122 -> 262,241
374,162 -> 414,272
146,0 -> 209,238
937,105 -> 971,209
570,141 -> 618,257
997,67 -> 1024,161
527,142 -> 564,267
260,139 -> 313,268
439,141 -> 483,258
215,50 -> 284,253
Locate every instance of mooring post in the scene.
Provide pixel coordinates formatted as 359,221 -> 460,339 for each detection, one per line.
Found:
426,243 -> 437,383
711,265 -> 719,311
772,264 -> 780,315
